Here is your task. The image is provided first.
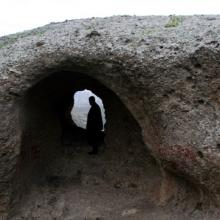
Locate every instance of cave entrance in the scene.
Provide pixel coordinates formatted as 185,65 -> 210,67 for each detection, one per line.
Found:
11,71 -> 160,219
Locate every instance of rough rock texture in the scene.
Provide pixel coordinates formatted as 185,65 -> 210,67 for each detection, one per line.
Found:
1,15 -> 220,218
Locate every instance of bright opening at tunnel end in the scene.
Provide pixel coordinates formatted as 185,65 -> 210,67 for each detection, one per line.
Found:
71,89 -> 106,130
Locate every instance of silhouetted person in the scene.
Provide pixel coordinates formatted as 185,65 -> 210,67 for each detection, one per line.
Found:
86,96 -> 103,155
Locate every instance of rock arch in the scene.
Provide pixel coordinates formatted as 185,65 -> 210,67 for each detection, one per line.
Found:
9,69 -> 162,219
1,15 -> 220,218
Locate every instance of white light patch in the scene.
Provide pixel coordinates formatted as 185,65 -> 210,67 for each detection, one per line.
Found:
71,89 -> 106,130
1,0 -> 220,37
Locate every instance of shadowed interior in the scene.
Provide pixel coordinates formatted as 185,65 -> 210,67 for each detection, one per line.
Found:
9,71 -> 161,219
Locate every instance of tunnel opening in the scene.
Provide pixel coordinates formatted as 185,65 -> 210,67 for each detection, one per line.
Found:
10,71 -> 161,219
71,89 -> 106,131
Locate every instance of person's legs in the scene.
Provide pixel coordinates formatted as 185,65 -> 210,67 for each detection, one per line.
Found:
88,131 -> 99,155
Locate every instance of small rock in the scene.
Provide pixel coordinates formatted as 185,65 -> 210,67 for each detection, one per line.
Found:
122,208 -> 138,216
36,41 -> 45,47
114,182 -> 122,189
86,30 -> 101,38
9,68 -> 22,75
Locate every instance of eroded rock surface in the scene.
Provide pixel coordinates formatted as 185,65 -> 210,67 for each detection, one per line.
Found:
1,15 -> 220,218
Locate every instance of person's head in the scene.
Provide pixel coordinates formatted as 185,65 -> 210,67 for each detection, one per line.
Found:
89,96 -> 96,106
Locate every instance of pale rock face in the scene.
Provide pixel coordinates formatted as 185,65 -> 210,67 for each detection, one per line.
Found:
1,15 -> 220,217
71,89 -> 106,130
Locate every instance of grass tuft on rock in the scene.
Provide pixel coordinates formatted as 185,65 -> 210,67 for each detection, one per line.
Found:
165,15 -> 182,28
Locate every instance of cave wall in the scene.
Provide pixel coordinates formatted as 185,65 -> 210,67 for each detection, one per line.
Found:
1,15 -> 220,217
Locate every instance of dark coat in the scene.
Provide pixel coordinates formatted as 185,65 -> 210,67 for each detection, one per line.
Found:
86,102 -> 103,132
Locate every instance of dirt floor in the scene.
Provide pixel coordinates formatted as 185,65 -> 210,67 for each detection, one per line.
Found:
8,134 -> 220,220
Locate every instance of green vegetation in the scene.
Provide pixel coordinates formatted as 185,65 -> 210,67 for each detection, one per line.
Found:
165,15 -> 182,28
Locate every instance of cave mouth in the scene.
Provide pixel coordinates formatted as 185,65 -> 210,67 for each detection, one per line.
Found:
10,71 -> 161,219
